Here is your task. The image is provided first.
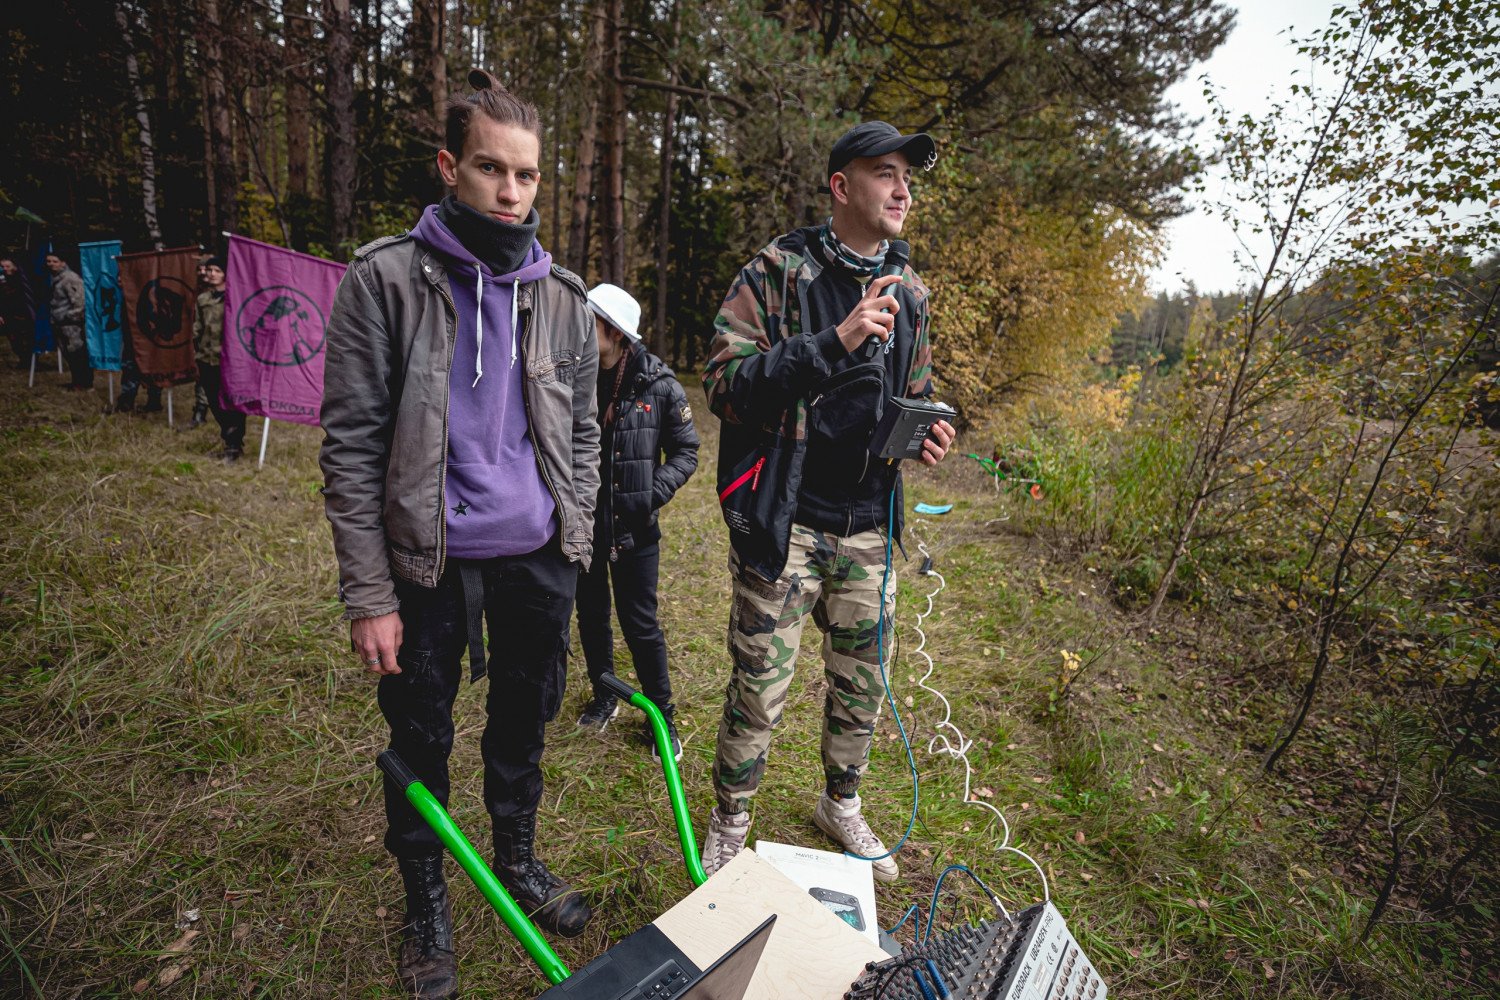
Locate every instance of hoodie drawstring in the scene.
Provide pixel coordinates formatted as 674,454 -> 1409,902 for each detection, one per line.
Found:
471,268 -> 485,388
471,271 -> 522,388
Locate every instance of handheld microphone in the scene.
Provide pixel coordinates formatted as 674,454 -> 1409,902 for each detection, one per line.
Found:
861,239 -> 910,360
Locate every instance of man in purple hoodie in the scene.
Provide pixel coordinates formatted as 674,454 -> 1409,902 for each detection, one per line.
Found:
320,70 -> 600,999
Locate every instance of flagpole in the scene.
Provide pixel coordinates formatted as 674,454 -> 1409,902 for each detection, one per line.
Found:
28,353 -> 35,388
166,385 -> 174,428
108,372 -> 114,406
258,416 -> 270,468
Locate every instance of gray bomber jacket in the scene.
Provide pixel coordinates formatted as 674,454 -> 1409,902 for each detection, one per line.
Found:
319,232 -> 601,621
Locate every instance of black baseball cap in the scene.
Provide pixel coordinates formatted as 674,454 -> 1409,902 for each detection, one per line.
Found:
827,121 -> 937,179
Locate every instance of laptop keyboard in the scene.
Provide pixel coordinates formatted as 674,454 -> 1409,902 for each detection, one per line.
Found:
621,960 -> 690,999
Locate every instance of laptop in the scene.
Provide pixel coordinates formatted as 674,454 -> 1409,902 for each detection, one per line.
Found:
537,914 -> 776,1000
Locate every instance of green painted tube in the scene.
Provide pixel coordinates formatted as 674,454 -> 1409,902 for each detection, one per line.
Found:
598,676 -> 708,887
378,752 -> 571,985
634,692 -> 708,887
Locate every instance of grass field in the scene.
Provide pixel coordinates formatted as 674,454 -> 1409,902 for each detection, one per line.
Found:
0,370 -> 1490,998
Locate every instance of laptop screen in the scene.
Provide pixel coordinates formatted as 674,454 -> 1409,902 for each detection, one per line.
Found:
680,915 -> 776,1000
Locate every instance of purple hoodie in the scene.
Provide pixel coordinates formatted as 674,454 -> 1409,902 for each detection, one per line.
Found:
409,206 -> 558,559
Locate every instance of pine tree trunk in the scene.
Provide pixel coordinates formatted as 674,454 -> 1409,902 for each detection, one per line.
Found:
413,0 -> 448,133
566,1 -> 605,277
325,0 -> 358,250
201,75 -> 216,235
200,0 -> 237,239
652,1 -> 679,359
599,0 -> 626,284
285,0 -> 311,199
116,1 -> 163,248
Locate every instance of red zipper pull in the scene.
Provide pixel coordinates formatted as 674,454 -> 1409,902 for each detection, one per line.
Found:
751,456 -> 765,491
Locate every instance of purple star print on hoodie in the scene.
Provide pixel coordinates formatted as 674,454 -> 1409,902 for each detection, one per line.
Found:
409,205 -> 557,558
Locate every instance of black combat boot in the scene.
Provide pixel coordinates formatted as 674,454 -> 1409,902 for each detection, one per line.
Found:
494,814 -> 593,938
396,854 -> 457,999
190,404 -> 207,428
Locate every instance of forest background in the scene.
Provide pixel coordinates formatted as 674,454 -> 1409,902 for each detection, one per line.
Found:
1,0 -> 1497,997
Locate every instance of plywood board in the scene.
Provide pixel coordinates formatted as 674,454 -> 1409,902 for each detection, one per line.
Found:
653,849 -> 888,1000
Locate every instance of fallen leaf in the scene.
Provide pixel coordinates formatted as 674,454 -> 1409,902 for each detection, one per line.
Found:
232,923 -> 251,943
157,962 -> 189,987
132,978 -> 150,993
363,834 -> 376,844
1152,743 -> 1165,753
80,832 -> 96,842
1196,898 -> 1210,911
157,929 -> 200,960
375,906 -> 388,920
1263,960 -> 1276,980
1074,831 -> 1086,845
973,787 -> 994,799
1080,872 -> 1093,882
1031,776 -> 1046,784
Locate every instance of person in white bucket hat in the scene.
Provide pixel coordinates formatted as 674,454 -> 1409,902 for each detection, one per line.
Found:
586,282 -> 642,342
574,282 -> 699,763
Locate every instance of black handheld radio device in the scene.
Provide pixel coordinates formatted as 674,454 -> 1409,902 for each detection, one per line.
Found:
860,239 -> 911,361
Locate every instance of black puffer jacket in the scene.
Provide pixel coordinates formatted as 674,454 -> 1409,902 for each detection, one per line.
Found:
596,345 -> 700,556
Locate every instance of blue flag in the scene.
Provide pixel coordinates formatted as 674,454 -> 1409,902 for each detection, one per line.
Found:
80,240 -> 123,370
30,242 -> 54,355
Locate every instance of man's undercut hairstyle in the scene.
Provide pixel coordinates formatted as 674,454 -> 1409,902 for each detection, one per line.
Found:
445,68 -> 542,157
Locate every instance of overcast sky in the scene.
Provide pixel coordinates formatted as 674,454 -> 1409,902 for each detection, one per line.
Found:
1149,0 -> 1339,295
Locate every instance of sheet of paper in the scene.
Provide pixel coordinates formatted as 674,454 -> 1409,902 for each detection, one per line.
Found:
753,840 -> 879,945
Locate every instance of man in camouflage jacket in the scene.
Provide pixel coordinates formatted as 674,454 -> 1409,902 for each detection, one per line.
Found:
45,252 -> 90,390
192,257 -> 245,460
699,122 -> 955,882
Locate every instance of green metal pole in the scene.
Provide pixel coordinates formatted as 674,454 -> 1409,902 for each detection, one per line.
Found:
378,751 -> 571,985
598,676 -> 708,887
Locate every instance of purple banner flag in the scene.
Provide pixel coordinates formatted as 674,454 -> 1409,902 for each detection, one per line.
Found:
221,235 -> 346,426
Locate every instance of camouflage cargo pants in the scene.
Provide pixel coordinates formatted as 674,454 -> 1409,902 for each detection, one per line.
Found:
712,524 -> 895,814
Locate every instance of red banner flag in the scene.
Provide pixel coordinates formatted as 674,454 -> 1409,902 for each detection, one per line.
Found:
118,246 -> 200,387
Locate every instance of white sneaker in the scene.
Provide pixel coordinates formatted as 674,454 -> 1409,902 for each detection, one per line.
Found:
813,794 -> 899,882
700,807 -> 750,878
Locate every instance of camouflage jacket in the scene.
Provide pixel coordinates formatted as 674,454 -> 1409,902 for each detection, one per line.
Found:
703,225 -> 932,582
193,288 -> 224,365
49,266 -> 84,332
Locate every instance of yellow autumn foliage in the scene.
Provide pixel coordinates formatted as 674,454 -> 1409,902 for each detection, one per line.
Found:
909,156 -> 1157,425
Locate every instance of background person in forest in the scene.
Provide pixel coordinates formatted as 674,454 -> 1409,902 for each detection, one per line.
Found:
573,281 -> 699,762
191,256 -> 245,462
0,255 -> 36,368
698,121 -> 956,883
191,252 -> 212,427
319,69 -> 600,999
45,251 -> 89,392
